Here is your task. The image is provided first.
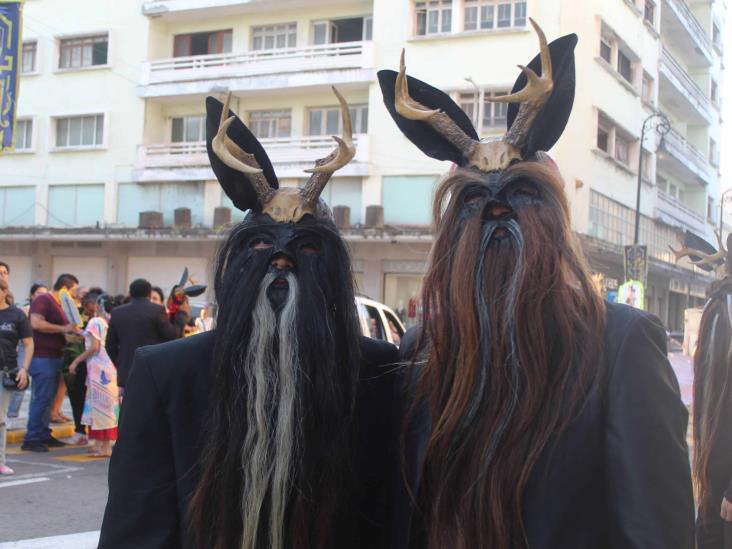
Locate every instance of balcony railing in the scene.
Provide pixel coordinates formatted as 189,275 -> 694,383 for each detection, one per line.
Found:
655,189 -> 707,233
141,41 -> 370,86
659,47 -> 713,122
137,134 -> 368,170
663,0 -> 713,62
660,127 -> 712,184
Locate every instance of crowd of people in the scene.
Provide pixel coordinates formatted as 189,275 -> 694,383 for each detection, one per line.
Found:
0,262 -> 215,472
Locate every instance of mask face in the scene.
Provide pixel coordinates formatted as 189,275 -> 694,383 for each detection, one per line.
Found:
244,217 -> 325,309
458,172 -> 543,226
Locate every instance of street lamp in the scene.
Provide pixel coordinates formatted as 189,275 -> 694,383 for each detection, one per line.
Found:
634,111 -> 671,244
719,188 -> 732,239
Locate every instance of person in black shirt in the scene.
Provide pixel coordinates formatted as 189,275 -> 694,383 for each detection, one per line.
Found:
0,277 -> 32,475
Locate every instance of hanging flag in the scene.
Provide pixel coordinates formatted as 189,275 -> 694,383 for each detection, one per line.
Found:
0,0 -> 23,152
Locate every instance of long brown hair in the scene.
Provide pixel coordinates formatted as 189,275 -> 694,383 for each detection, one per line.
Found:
413,162 -> 605,548
693,280 -> 732,517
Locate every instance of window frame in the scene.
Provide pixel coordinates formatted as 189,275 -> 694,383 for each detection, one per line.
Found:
643,0 -> 656,27
415,0 -> 453,36
21,40 -> 38,75
173,29 -> 233,57
170,114 -> 206,143
56,33 -> 110,71
307,104 -> 368,136
51,113 -> 107,151
14,117 -> 35,153
247,109 -> 292,139
251,22 -> 297,51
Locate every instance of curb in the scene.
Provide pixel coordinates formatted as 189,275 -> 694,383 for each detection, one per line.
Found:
6,424 -> 75,445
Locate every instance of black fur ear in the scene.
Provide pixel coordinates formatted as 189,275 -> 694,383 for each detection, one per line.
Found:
377,70 -> 478,165
506,33 -> 578,155
205,96 -> 278,212
682,230 -> 720,272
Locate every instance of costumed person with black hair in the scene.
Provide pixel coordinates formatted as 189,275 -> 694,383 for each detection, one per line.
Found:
672,232 -> 732,549
380,20 -> 694,549
165,268 -> 205,334
99,88 -> 401,549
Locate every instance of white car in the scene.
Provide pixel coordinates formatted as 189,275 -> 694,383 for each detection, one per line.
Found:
356,296 -> 406,347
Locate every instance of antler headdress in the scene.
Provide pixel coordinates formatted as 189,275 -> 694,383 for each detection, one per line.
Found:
206,86 -> 356,223
671,230 -> 731,281
377,19 -> 577,172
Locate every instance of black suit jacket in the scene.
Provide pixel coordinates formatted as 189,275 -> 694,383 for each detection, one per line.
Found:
99,331 -> 401,549
105,298 -> 181,387
396,303 -> 695,549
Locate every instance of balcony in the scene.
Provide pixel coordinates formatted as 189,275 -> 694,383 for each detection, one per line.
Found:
133,134 -> 370,182
658,127 -> 712,186
658,48 -> 713,125
654,189 -> 707,235
142,0 -> 345,20
139,41 -> 374,98
661,0 -> 713,67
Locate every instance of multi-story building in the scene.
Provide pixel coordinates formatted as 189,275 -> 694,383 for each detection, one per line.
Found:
0,0 -> 725,330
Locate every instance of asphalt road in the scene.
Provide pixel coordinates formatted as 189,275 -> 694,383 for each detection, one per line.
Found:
0,442 -> 108,547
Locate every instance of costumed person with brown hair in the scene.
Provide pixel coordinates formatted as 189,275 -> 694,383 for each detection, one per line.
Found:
379,20 -> 694,549
672,232 -> 732,549
99,88 -> 401,549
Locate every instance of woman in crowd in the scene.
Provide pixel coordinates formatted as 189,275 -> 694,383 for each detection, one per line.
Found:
0,278 -> 32,475
69,293 -> 119,458
150,286 -> 165,308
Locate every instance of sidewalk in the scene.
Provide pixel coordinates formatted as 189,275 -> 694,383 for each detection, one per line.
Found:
6,390 -> 75,444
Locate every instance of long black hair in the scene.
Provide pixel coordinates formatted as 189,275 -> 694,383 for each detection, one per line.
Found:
188,214 -> 362,549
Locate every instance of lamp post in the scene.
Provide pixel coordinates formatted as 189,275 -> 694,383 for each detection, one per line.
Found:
634,112 -> 671,244
719,188 -> 732,239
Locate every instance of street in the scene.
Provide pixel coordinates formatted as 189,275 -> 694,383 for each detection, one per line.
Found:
0,443 -> 106,548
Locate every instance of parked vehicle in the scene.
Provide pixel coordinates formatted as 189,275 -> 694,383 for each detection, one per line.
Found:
356,296 -> 405,347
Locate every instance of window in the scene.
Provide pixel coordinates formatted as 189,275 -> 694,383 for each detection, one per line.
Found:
617,50 -> 633,84
644,0 -> 655,26
615,133 -> 631,165
708,197 -> 715,222
710,138 -> 719,167
48,184 -> 105,227
308,105 -> 368,135
174,30 -> 232,57
464,1 -> 525,31
458,90 -> 508,131
118,182 -> 205,227
657,175 -> 668,194
15,119 -> 32,150
58,34 -> 108,69
600,37 -> 612,64
597,117 -> 610,152
22,41 -> 37,73
248,110 -> 291,138
415,0 -> 452,36
55,114 -> 104,148
312,17 -> 370,45
711,79 -> 719,106
713,22 -> 722,52
642,72 -> 654,103
0,186 -> 35,226
383,175 -> 437,225
171,115 -> 205,143
252,23 -> 296,50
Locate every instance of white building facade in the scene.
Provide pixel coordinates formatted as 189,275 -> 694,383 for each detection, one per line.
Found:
0,0 -> 725,330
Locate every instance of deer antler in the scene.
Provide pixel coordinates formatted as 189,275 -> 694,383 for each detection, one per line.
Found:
487,18 -> 554,151
394,50 -> 478,158
669,245 -> 727,268
301,86 -> 357,205
211,92 -> 275,204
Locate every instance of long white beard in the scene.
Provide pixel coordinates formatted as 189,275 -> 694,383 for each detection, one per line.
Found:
239,271 -> 299,549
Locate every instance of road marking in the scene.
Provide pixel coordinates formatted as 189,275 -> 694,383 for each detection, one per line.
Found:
0,530 -> 100,548
0,477 -> 50,488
